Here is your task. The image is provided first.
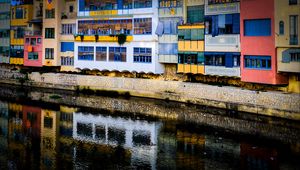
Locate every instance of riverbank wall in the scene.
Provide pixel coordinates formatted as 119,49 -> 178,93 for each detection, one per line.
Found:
0,68 -> 299,120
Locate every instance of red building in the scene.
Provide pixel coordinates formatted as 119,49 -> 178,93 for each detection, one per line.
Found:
23,35 -> 43,67
240,0 -> 287,84
22,105 -> 41,138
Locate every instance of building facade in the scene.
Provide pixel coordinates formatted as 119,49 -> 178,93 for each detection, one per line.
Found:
275,0 -> 300,93
240,0 -> 287,85
0,0 -> 11,64
204,0 -> 241,77
10,1 -> 34,65
74,0 -> 164,74
177,0 -> 205,74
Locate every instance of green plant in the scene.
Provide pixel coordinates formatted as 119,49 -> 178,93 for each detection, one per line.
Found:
117,34 -> 127,45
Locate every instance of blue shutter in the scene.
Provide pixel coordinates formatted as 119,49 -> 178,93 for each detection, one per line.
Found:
118,0 -> 123,9
212,15 -> 219,37
225,53 -> 233,68
79,0 -> 85,11
244,19 -> 271,36
225,14 -> 233,25
61,42 -> 74,52
232,14 -> 240,34
218,14 -> 226,28
155,22 -> 164,36
164,20 -> 171,34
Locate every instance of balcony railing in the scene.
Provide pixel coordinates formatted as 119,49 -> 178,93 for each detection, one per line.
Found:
205,34 -> 240,52
24,31 -> 42,36
61,12 -> 77,20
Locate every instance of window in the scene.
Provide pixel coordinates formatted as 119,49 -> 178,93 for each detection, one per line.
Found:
69,5 -> 74,13
159,0 -> 182,8
28,52 -> 38,60
134,0 -> 152,8
45,28 -> 55,38
279,21 -> 284,35
244,19 -> 271,36
10,45 -> 24,58
0,30 -> 9,38
44,117 -> 53,128
45,9 -> 55,18
61,56 -> 74,66
289,0 -> 297,5
83,0 -> 118,11
96,47 -> 107,61
291,53 -> 300,62
244,56 -> 271,69
13,27 -> 25,39
205,55 -> 225,66
78,46 -> 94,61
187,5 -> 204,24
159,43 -> 178,55
15,7 -> 23,19
157,19 -> 179,35
205,14 -> 240,35
134,18 -> 152,35
0,47 -> 10,57
78,19 -> 132,35
109,47 -> 126,62
133,48 -> 152,63
45,48 -> 54,59
30,38 -> 36,46
25,38 -> 29,44
178,28 -> 204,40
178,53 -> 204,65
37,38 -> 41,43
62,24 -> 76,35
0,12 -> 10,20
290,15 -> 298,45
61,42 -> 74,52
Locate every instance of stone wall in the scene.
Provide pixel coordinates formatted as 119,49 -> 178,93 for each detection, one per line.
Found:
26,72 -> 300,120
0,70 -> 299,120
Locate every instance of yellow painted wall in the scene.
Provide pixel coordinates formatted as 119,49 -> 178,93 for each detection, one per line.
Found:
90,10 -> 117,16
275,0 -> 300,47
178,41 -> 204,52
178,25 -> 205,29
11,5 -> 33,26
187,0 -> 204,6
177,64 -> 205,74
9,58 -> 24,65
288,74 -> 300,93
74,35 -> 133,42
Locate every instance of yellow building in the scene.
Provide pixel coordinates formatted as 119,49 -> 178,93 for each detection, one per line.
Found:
275,0 -> 300,93
10,4 -> 34,65
177,0 -> 205,74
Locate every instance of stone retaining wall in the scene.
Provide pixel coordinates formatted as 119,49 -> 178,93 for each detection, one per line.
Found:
0,70 -> 299,120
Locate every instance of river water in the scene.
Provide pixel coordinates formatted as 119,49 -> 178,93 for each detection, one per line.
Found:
0,85 -> 299,169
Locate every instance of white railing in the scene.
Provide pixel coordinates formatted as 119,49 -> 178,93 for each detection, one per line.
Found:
205,34 -> 240,52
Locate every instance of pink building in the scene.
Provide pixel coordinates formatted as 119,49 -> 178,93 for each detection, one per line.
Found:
24,35 -> 43,67
240,0 -> 287,84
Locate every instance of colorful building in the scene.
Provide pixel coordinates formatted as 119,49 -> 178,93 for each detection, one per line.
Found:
275,0 -> 300,93
74,0 -> 164,74
157,0 -> 183,74
10,1 -> 34,65
60,0 -> 77,72
204,0 -> 241,77
177,0 -> 205,74
240,0 -> 287,85
23,0 -> 43,67
0,0 -> 11,64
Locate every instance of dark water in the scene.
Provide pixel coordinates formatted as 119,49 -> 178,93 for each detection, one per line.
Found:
0,98 -> 299,170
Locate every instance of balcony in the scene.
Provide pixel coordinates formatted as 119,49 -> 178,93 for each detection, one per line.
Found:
177,64 -> 205,74
61,12 -> 77,20
159,7 -> 183,18
205,66 -> 240,77
25,31 -> 42,36
205,34 -> 240,52
158,55 -> 178,63
278,48 -> 300,73
178,41 -> 204,52
205,1 -> 240,15
74,35 -> 133,43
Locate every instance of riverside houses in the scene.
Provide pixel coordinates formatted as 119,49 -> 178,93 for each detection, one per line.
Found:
74,0 -> 164,74
0,0 -> 10,64
204,0 -> 241,77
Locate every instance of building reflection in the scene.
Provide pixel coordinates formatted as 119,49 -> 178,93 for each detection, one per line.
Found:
0,100 -> 285,169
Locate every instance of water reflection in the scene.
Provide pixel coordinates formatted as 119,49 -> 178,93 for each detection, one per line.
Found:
0,100 -> 299,170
